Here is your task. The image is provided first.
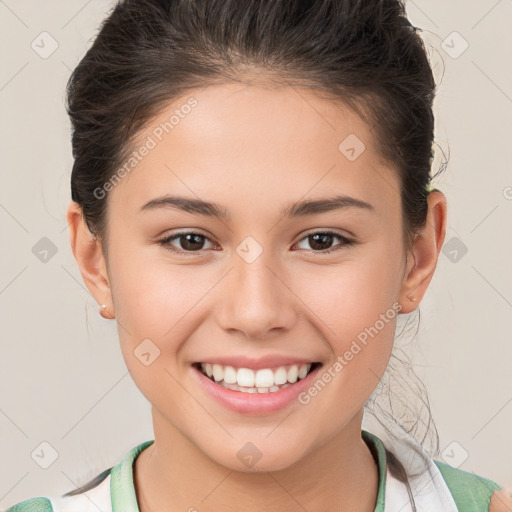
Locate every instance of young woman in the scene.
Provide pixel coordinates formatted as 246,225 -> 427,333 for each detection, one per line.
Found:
6,0 -> 511,511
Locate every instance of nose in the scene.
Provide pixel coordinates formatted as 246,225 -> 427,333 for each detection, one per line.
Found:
216,251 -> 298,339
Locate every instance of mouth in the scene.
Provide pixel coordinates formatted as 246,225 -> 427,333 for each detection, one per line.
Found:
192,361 -> 322,394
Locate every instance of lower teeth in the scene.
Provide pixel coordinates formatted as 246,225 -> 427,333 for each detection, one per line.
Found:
218,382 -> 292,393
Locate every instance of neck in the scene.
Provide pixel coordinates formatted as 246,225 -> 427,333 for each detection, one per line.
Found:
134,408 -> 379,512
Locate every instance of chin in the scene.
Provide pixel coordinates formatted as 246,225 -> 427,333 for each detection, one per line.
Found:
205,441 -> 306,473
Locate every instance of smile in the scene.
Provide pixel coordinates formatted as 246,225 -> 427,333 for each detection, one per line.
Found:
194,362 -> 321,394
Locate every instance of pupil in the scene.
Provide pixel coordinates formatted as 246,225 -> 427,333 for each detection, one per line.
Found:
310,233 -> 332,250
182,234 -> 204,250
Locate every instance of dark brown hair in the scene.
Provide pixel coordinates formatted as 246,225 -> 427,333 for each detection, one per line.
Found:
65,0 -> 446,507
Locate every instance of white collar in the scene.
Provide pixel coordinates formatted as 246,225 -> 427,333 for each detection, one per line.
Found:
377,427 -> 459,512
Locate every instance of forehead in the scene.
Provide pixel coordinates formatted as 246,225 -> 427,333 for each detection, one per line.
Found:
108,82 -> 401,219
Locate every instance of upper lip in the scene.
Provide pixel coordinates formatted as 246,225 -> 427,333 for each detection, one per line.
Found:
195,355 -> 320,370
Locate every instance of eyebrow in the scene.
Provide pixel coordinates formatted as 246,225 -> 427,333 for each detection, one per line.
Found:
138,194 -> 375,220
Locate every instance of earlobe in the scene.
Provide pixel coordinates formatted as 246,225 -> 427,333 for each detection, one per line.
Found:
399,190 -> 448,314
66,201 -> 115,319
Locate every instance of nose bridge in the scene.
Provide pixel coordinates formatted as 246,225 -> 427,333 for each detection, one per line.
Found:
217,242 -> 296,337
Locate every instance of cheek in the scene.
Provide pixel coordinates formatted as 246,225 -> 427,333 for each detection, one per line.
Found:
108,248 -> 220,384
108,252 -> 201,406
294,272 -> 398,413
292,255 -> 399,382
109,244 -> 203,333
296,253 -> 400,331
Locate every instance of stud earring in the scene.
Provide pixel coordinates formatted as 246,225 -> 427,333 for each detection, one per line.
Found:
408,296 -> 417,303
99,303 -> 109,318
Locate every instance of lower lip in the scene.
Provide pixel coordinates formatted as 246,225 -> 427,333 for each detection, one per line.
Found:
191,364 -> 323,415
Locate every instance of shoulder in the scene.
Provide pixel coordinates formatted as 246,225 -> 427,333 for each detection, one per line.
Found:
3,497 -> 54,511
4,469 -> 112,512
434,459 -> 512,512
3,440 -> 152,512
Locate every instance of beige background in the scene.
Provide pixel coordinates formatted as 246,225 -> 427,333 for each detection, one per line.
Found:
1,0 -> 511,507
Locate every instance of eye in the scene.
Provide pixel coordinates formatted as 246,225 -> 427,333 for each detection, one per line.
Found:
158,231 -> 217,255
293,231 -> 353,254
158,230 -> 354,256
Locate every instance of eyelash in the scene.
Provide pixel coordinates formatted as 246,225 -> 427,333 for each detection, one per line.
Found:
157,230 -> 354,256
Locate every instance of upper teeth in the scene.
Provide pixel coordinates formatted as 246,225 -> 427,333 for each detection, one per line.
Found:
200,363 -> 312,388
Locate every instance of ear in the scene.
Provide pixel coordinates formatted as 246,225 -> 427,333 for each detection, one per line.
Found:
66,201 -> 115,319
399,189 -> 447,314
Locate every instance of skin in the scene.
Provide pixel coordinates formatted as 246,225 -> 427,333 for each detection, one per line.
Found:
489,488 -> 512,512
67,81 -> 447,512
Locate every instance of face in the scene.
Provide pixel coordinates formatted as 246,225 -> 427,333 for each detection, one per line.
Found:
99,82 -> 410,471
